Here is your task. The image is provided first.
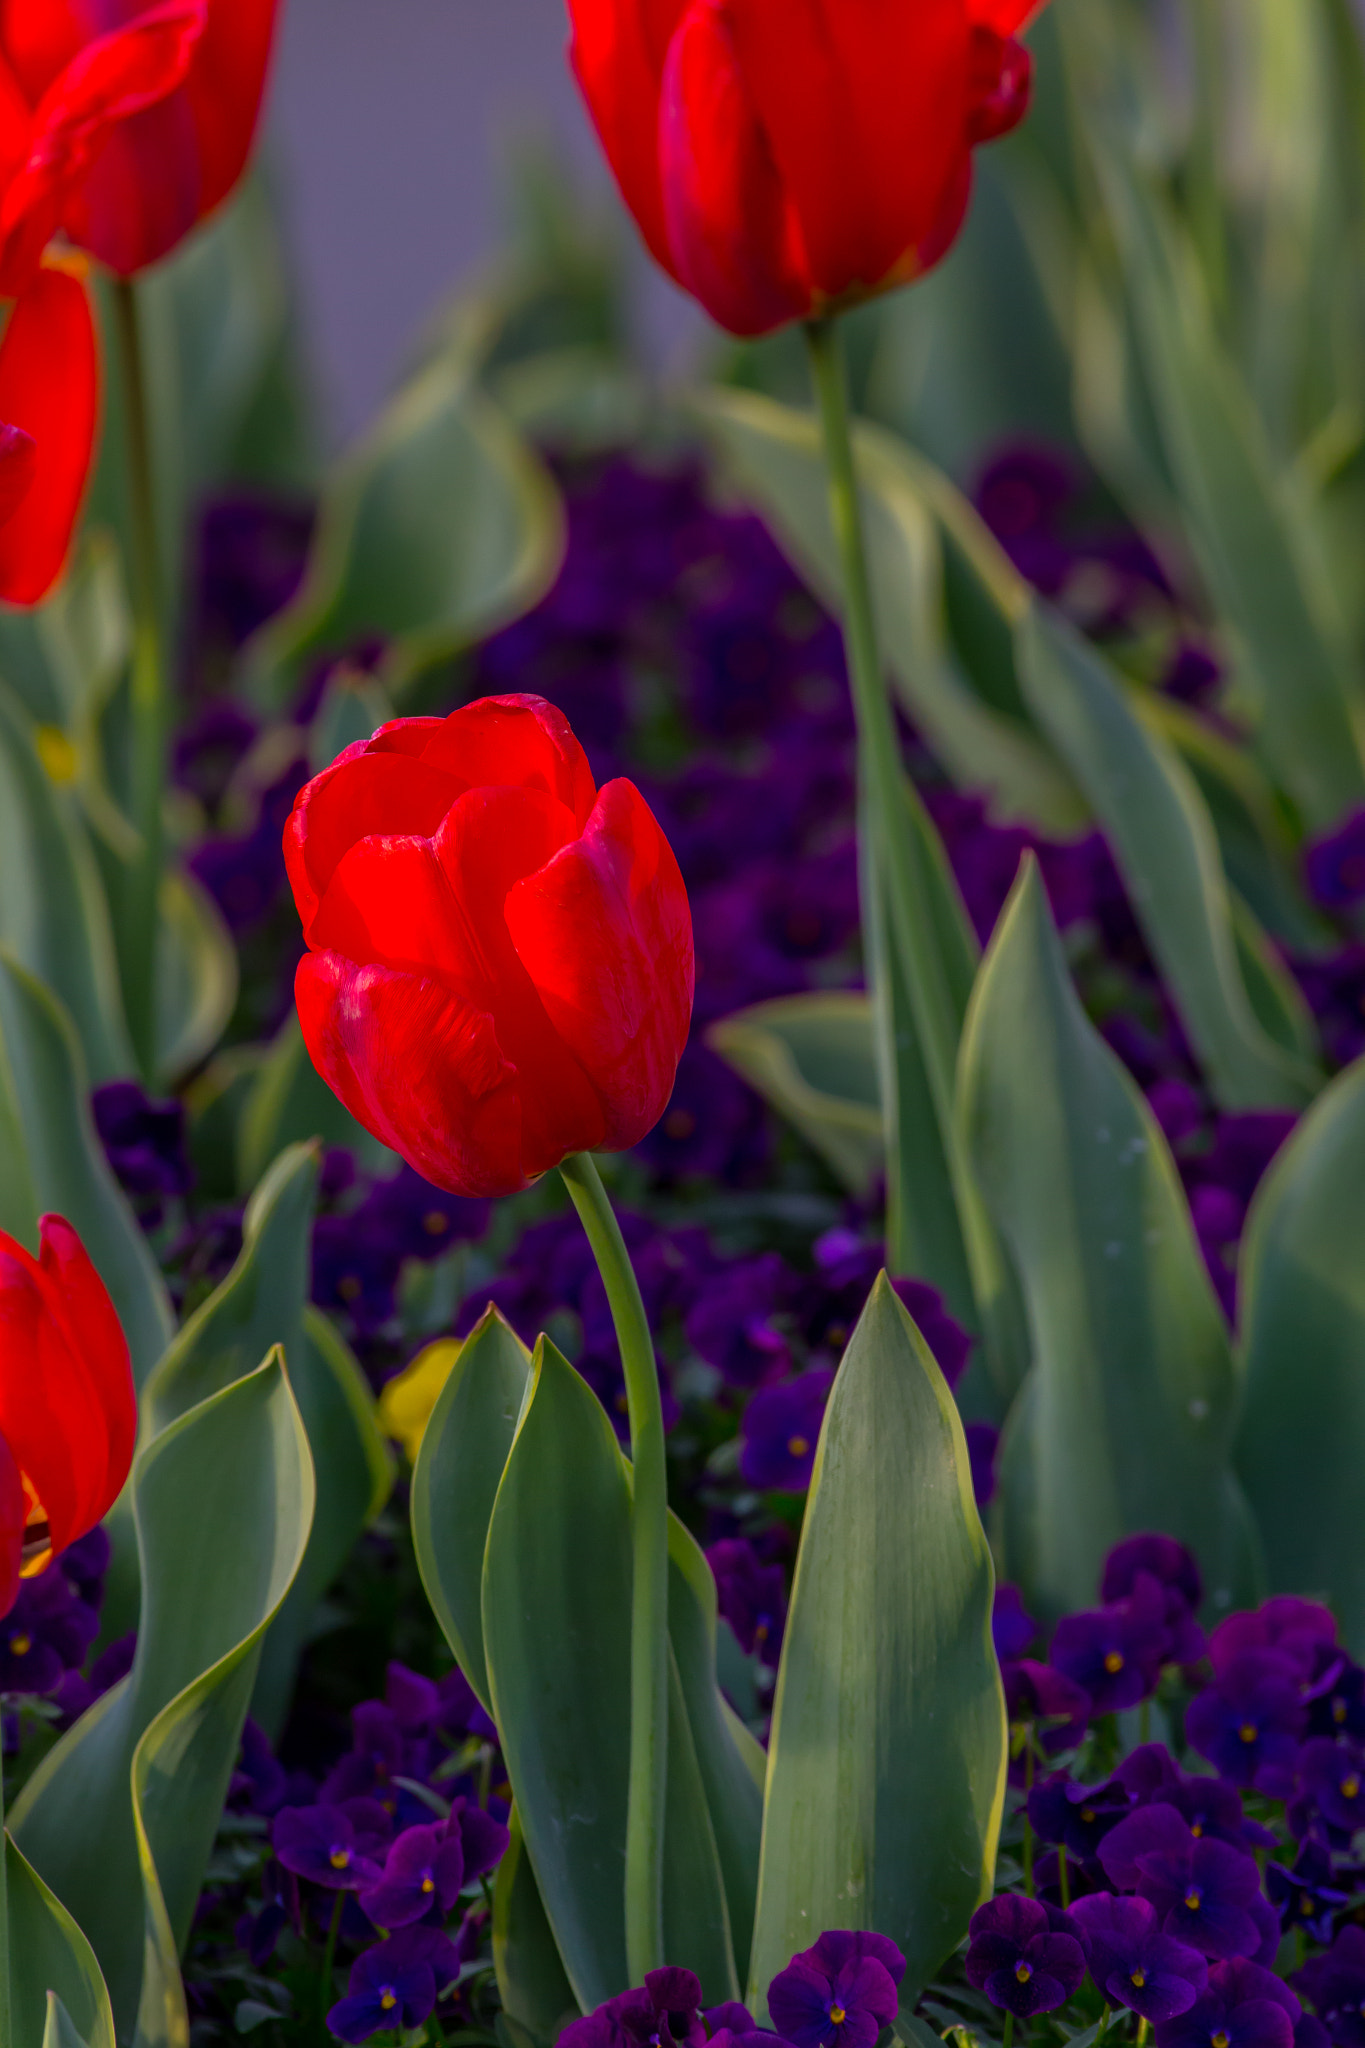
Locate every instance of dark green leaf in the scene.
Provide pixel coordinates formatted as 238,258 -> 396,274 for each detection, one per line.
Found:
5,1836 -> 116,2048
706,993 -> 883,1197
492,1811 -> 580,2048
747,1275 -> 1005,2013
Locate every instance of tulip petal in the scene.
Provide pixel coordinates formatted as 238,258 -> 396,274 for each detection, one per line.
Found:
36,1213 -> 135,1524
658,0 -> 811,336
727,0 -> 972,302
969,0 -> 1042,31
407,694 -> 599,828
0,0 -> 84,104
505,777 -> 694,1150
0,1234 -> 116,1556
284,751 -> 466,944
0,265 -> 98,607
0,1426 -> 24,1619
0,420 -> 36,528
568,0 -> 689,281
295,953 -> 531,1199
181,0 -> 279,219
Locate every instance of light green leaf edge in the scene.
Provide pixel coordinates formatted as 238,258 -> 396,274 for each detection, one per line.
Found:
5,1835 -> 117,2048
154,869 -> 238,1089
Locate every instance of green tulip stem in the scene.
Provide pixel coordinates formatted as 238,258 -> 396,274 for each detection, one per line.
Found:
0,1735 -> 10,2048
559,1150 -> 667,1983
803,318 -> 961,1204
111,276 -> 165,1084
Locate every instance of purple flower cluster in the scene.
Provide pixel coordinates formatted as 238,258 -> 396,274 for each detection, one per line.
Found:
0,1530 -> 136,1736
312,1160 -> 490,1336
91,1081 -> 194,1229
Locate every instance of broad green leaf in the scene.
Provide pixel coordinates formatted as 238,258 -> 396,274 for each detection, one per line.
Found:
411,1308 -> 533,1716
1074,87 -> 1365,829
238,1013 -> 398,1192
142,1142 -> 318,1437
251,1307 -> 393,1737
697,386 -> 1085,834
0,679 -> 131,1081
1017,606 -> 1317,1110
958,859 -> 1256,1620
44,1993 -> 98,2048
13,1353 -> 315,2043
706,993 -> 883,1197
239,344 -> 564,708
0,950 -> 171,1383
1236,1057 -> 1365,1650
153,869 -> 238,1088
746,1275 -> 1005,2015
5,1835 -> 116,2048
482,1339 -> 736,2008
493,1811 -> 581,2048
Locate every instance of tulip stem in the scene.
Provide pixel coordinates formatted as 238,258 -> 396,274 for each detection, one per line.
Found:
111,277 -> 165,1085
559,1151 -> 667,1983
803,318 -> 963,1243
0,1740 -> 10,2048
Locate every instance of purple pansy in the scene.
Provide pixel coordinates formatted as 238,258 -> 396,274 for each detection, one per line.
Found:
739,1370 -> 834,1492
1306,811 -> 1365,912
766,1932 -> 905,2048
0,1566 -> 100,1694
1002,1662 -> 1092,1759
1186,1653 -> 1306,1797
1101,1535 -> 1206,1665
1266,1842 -> 1349,1944
559,1967 -> 705,2048
1156,1960 -> 1302,2048
358,1822 -> 466,1928
1049,1575 -> 1170,1714
327,1926 -> 457,2043
964,1895 -> 1086,2016
1294,1925 -> 1365,2047
707,1539 -> 787,1663
273,1804 -> 387,1891
1297,1740 -> 1365,1835
1028,1772 -> 1130,1865
1069,1892 -> 1209,2022
685,1256 -> 793,1389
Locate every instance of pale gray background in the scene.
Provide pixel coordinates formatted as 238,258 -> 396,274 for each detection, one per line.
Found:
265,0 -> 697,443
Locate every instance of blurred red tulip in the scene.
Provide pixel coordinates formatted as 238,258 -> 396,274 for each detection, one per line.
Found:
0,0 -> 281,285
0,261 -> 98,604
284,695 -> 696,1199
568,0 -> 1044,335
0,1214 -> 136,1619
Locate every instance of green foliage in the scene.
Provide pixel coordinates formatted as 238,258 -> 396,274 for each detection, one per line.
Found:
959,859 -> 1257,1620
4,1836 -> 117,2048
746,1275 -> 1005,2017
153,869 -> 238,1090
1237,1057 -> 1365,1652
0,949 -> 171,1383
12,1354 -> 314,2044
707,993 -> 883,1197
238,1014 -> 398,1194
493,1812 -> 582,2048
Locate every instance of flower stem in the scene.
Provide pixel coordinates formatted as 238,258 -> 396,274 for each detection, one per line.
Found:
111,277 -> 165,1084
559,1151 -> 667,1983
1003,2012 -> 1014,2048
319,1888 -> 345,2033
0,1727 -> 10,2048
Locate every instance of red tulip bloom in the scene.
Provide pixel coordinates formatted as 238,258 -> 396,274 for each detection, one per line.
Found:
0,0 -> 281,287
0,1214 -> 137,1619
0,260 -> 98,603
568,0 -> 1044,336
284,695 -> 695,1199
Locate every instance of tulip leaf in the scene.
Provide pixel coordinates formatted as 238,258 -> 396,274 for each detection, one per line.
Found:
4,1835 -> 116,2048
12,1353 -> 315,2043
746,1274 -> 1006,2016
1016,605 -> 1318,1110
238,1012 -> 398,1196
481,1338 -> 739,2008
411,1306 -> 534,1716
239,343 -> 564,708
153,868 -> 238,1089
706,992 -> 883,1196
696,386 -> 1086,835
958,859 -> 1257,1620
0,949 -> 172,1383
0,677 -> 132,1081
493,1810 -> 582,2048
1076,95 -> 1365,830
1236,1057 -> 1365,1652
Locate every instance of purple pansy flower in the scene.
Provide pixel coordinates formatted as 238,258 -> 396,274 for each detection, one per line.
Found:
327,1926 -> 457,2043
1298,1740 -> 1365,1836
1156,1960 -> 1302,2048
1294,1924 -> 1365,2048
685,1256 -> 793,1389
739,1370 -> 834,1492
358,1822 -> 466,1928
1049,1575 -> 1170,1714
1186,1653 -> 1306,1797
766,1932 -> 905,2048
1002,1662 -> 1091,1758
559,1967 -> 705,2048
1209,1602 -> 1336,1682
273,1804 -> 386,1891
1069,1893 -> 1209,2022
1028,1772 -> 1130,1865
707,1539 -> 787,1663
993,1586 -> 1038,1663
1267,1843 -> 1349,1945
1306,811 -> 1365,913
964,1895 -> 1086,2016
0,1567 -> 100,1694
1101,1535 -> 1206,1665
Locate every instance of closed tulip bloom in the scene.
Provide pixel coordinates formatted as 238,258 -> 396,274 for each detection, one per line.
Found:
567,0 -> 1044,337
0,1214 -> 136,1618
0,0 -> 281,286
284,695 -> 695,1200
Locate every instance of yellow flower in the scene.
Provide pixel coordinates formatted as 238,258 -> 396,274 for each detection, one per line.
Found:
378,1338 -> 462,1462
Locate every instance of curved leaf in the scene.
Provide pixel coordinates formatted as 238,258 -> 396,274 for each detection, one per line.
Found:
493,1810 -> 581,2048
5,1835 -> 116,2048
482,1339 -> 736,2009
411,1307 -> 533,1716
13,1353 -> 315,2042
153,868 -> 238,1089
1236,1058 -> 1365,1651
0,678 -> 131,1081
746,1275 -> 1005,2016
958,859 -> 1255,1620
706,994 -> 883,1197
0,949 -> 171,1383
240,346 -> 564,708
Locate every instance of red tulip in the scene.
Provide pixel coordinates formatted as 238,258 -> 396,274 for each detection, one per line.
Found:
0,1214 -> 136,1619
284,695 -> 696,1200
0,0 -> 281,285
568,0 -> 1044,336
0,261 -> 98,604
